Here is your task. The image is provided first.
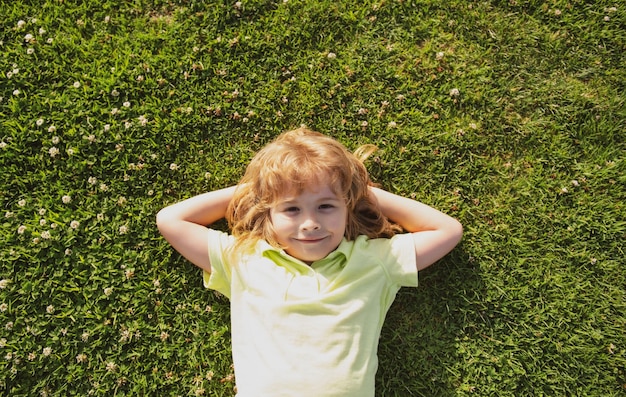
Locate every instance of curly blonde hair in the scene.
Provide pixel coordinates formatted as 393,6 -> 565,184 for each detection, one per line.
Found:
225,127 -> 401,255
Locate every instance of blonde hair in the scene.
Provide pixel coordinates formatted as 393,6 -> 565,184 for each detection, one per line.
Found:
225,127 -> 401,255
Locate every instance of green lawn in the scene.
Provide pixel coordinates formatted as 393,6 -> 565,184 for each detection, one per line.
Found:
1,0 -> 624,395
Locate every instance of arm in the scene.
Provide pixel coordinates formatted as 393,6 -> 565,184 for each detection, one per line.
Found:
369,187 -> 463,271
156,186 -> 237,272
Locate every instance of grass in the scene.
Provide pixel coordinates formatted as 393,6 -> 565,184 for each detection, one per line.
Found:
1,0 -> 624,395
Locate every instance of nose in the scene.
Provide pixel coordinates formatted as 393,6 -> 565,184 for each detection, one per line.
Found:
300,213 -> 320,231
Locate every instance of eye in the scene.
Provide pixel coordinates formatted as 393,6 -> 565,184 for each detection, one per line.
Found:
284,206 -> 300,213
319,204 -> 335,210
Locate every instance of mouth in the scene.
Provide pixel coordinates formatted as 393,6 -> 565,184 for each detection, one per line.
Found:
295,236 -> 327,243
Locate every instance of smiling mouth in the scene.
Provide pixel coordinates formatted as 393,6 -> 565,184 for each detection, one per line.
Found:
296,237 -> 327,243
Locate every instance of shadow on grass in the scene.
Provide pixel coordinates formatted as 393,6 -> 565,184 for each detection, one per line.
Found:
377,246 -> 481,396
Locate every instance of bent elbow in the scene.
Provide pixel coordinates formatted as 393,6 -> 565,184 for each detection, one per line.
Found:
156,207 -> 173,234
451,219 -> 464,245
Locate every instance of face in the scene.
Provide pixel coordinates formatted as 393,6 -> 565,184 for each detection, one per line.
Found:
269,182 -> 348,264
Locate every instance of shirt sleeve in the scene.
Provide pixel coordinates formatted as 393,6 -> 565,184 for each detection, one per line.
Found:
385,233 -> 419,287
202,229 -> 236,299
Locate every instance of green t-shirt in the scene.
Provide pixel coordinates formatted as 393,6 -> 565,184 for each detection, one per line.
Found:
204,229 -> 418,397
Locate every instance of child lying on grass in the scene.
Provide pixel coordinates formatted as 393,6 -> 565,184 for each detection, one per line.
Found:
157,127 -> 462,396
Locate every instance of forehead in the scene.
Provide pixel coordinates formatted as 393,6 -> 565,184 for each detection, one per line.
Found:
277,180 -> 342,202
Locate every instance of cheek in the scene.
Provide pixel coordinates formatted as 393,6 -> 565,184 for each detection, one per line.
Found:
269,214 -> 291,239
332,210 -> 349,234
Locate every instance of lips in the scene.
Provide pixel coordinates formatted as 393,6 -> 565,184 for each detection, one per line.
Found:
295,236 -> 327,243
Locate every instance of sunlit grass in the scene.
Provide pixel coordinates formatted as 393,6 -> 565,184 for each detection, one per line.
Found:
1,1 -> 624,395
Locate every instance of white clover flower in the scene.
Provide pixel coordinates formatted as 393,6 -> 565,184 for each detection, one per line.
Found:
81,332 -> 89,341
104,15 -> 111,23
99,183 -> 108,191
0,142 -> 6,149
124,121 -> 132,129
436,51 -> 445,60
18,199 -> 26,207
88,176 -> 97,185
103,124 -> 111,131
17,20 -> 26,29
49,126 -> 57,134
234,1 -> 242,9
70,220 -> 80,229
0,279 -> 10,289
26,48 -> 34,55
65,248 -> 72,255
42,347 -> 52,356
39,208 -> 46,215
103,287 -> 113,296
119,225 -> 128,234
110,89 -> 119,97
106,362 -> 117,372
36,118 -> 44,126
111,108 -> 119,115
49,147 -> 59,157
62,195 -> 71,204
360,121 -> 368,128
388,121 -> 397,128
46,305 -> 55,314
450,88 -> 460,97
18,225 -> 26,234
46,37 -> 53,44
12,89 -> 20,96
5,211 -> 13,218
67,148 -> 75,155
327,52 -> 337,59
73,81 -> 81,88
0,304 -> 7,312
39,219 -> 46,226
39,27 -> 46,35
123,101 -> 130,108
169,163 -> 179,170
41,231 -> 51,239
24,34 -> 35,43
76,353 -> 87,363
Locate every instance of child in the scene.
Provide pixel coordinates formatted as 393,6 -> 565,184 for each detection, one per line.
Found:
156,127 -> 463,397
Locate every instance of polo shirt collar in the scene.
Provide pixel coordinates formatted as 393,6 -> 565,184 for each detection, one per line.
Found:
257,238 -> 351,267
